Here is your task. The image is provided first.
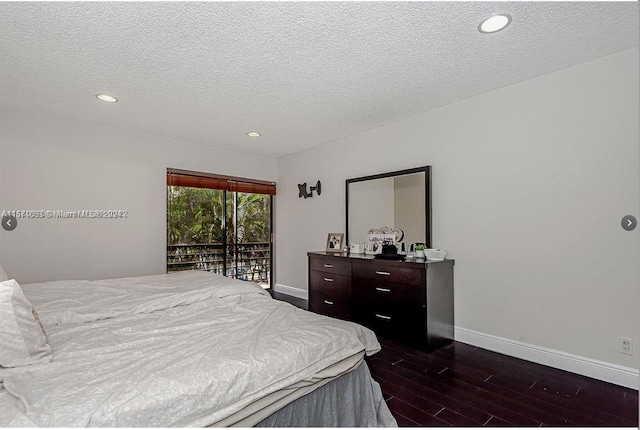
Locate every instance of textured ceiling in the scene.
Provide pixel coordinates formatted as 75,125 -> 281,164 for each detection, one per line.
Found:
0,2 -> 638,158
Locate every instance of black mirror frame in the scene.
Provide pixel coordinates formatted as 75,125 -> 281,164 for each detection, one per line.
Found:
345,166 -> 431,249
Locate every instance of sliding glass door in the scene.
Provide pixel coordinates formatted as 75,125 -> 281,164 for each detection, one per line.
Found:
167,170 -> 274,289
225,192 -> 272,287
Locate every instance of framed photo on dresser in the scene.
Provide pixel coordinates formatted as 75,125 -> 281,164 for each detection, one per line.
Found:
325,233 -> 344,252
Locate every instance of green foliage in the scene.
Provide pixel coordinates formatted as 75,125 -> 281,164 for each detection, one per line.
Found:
234,192 -> 271,244
167,187 -> 271,245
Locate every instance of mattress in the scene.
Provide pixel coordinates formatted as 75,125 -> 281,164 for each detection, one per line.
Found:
0,271 -> 392,427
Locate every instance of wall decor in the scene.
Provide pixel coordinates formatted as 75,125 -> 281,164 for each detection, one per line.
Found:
298,180 -> 322,198
325,233 -> 344,252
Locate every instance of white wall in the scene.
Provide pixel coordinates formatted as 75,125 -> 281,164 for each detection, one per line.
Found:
0,108 -> 276,283
275,48 -> 640,370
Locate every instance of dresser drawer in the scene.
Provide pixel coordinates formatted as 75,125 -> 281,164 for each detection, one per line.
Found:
309,270 -> 351,298
352,277 -> 423,304
352,261 -> 423,286
353,305 -> 425,345
309,290 -> 352,320
309,257 -> 351,276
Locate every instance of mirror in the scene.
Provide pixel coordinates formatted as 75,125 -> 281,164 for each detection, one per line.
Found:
346,166 -> 431,249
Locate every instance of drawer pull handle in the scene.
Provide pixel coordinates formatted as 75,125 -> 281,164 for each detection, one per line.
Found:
375,287 -> 391,293
375,271 -> 391,276
324,300 -> 334,305
323,264 -> 333,268
323,277 -> 334,282
375,313 -> 392,321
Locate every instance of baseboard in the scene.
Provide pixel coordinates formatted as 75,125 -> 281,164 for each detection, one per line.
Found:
455,327 -> 639,390
274,283 -> 308,300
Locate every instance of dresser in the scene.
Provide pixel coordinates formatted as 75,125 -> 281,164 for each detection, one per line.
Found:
308,251 -> 454,352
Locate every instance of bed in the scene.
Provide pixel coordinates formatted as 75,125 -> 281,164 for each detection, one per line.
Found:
0,270 -> 396,427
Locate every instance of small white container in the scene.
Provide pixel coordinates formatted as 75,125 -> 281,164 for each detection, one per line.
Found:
350,243 -> 366,254
425,249 -> 447,261
415,249 -> 425,258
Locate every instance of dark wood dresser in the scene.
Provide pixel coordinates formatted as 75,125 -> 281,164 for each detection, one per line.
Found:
308,251 -> 454,352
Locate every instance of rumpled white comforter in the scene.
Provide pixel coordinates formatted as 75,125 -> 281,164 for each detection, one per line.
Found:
23,271 -> 272,327
0,272 -> 380,427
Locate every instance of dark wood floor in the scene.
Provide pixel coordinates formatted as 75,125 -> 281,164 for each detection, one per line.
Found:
270,292 -> 639,427
369,338 -> 638,427
269,290 -> 309,309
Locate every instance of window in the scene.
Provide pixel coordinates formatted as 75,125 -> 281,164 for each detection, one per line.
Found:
166,169 -> 275,288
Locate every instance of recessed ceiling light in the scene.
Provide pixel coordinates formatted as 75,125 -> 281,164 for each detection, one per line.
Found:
96,94 -> 118,103
247,132 -> 261,137
479,14 -> 512,34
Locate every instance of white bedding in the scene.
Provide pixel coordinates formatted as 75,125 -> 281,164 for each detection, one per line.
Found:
22,271 -> 272,327
0,272 -> 380,427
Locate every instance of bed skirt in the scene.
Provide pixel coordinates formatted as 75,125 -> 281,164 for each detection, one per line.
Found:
254,361 -> 397,427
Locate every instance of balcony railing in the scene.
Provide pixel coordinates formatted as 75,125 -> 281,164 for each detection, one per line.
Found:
167,242 -> 270,284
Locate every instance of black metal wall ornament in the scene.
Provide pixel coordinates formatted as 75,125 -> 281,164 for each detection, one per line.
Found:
298,180 -> 322,198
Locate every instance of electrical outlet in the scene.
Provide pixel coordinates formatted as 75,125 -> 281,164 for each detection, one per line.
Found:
619,337 -> 633,355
